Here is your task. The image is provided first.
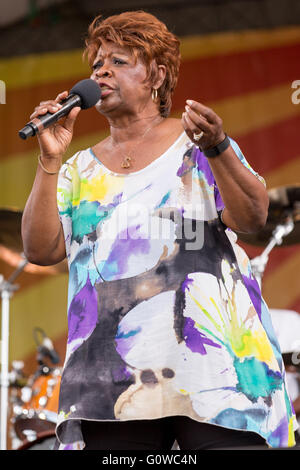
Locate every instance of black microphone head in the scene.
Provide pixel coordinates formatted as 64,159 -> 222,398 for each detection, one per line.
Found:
69,78 -> 101,109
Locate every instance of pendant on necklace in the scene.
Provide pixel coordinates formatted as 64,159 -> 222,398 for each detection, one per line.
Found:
121,156 -> 132,169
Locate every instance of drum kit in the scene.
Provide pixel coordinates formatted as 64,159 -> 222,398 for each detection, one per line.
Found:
0,184 -> 299,450
0,207 -> 66,450
8,328 -> 61,450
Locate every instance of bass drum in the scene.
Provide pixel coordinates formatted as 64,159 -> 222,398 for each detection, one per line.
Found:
13,368 -> 61,449
25,368 -> 61,415
17,430 -> 56,450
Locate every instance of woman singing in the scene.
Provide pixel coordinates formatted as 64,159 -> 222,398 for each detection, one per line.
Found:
22,10 -> 297,450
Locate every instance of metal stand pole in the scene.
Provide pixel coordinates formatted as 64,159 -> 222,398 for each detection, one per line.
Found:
0,257 -> 28,450
250,217 -> 294,287
1,288 -> 11,451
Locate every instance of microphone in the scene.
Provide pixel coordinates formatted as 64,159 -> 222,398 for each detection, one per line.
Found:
38,336 -> 60,365
33,327 -> 60,365
18,78 -> 101,140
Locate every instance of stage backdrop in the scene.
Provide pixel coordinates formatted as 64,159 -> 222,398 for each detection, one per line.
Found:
0,24 -> 300,373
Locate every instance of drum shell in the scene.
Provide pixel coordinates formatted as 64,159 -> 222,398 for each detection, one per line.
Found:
12,369 -> 61,448
17,430 -> 56,450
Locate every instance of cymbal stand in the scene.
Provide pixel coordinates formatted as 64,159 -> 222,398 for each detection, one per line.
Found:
0,257 -> 28,450
250,216 -> 294,287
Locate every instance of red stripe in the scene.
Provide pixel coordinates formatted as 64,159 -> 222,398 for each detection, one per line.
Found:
231,114 -> 300,175
288,296 -> 300,314
2,42 -> 300,160
238,241 -> 300,278
5,89 -> 299,164
172,42 -> 300,107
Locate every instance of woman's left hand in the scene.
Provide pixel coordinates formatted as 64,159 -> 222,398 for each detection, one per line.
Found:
182,99 -> 226,150
182,99 -> 269,233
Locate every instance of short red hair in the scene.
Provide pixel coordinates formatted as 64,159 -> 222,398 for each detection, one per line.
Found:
84,11 -> 181,117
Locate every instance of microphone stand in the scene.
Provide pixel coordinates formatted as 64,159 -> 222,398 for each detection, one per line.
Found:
0,256 -> 28,450
250,216 -> 294,288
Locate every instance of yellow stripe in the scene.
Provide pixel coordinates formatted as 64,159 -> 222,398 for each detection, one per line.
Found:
1,82 -> 299,208
181,26 -> 300,60
0,130 -> 108,209
211,83 -> 300,137
265,158 -> 300,188
0,49 -> 89,90
1,26 -> 300,90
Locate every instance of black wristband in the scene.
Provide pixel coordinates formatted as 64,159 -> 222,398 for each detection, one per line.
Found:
203,134 -> 230,158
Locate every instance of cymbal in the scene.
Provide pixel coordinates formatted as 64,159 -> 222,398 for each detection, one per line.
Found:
0,245 -> 68,275
0,207 -> 68,274
238,184 -> 300,247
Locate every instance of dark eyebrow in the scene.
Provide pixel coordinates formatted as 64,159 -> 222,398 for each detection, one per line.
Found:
91,52 -> 130,70
94,49 -> 130,61
91,60 -> 102,70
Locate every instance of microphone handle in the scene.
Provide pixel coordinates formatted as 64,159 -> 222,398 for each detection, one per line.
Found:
18,94 -> 81,140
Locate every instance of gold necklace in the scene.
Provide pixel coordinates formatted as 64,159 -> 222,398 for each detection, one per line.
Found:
111,116 -> 163,169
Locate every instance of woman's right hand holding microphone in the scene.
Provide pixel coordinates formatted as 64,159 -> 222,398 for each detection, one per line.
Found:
30,90 -> 81,170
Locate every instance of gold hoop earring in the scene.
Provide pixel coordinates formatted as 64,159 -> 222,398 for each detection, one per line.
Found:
151,88 -> 158,103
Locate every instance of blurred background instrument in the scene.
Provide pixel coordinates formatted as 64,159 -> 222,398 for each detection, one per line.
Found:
0,207 -> 66,450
